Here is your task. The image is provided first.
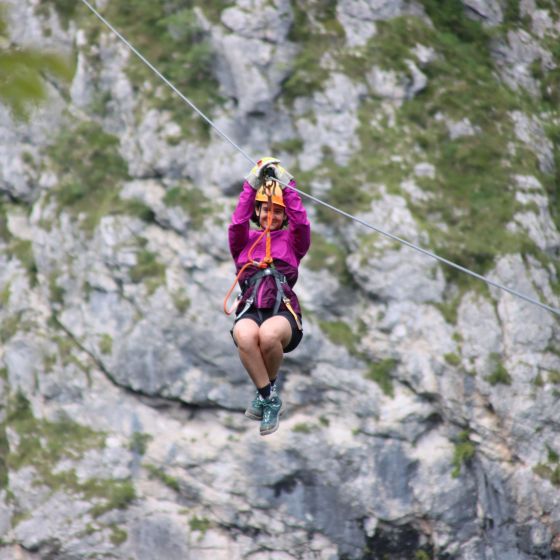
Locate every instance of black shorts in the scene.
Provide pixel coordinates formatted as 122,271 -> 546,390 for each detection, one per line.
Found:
232,308 -> 303,353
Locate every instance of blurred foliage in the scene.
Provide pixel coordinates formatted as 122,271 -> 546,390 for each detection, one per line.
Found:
163,184 -> 213,230
451,430 -> 476,478
98,0 -> 224,139
312,2 -> 559,301
0,5 -> 73,119
284,0 -> 344,103
47,120 -> 155,233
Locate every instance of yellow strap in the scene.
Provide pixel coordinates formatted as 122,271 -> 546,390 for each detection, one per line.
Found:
283,298 -> 302,331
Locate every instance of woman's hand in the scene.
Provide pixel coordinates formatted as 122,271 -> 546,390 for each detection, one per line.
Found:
246,157 -> 293,189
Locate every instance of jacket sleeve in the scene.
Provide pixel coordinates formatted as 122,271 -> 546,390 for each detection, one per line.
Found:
284,180 -> 311,261
228,181 -> 256,260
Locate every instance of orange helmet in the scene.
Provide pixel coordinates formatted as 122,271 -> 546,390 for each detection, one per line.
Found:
255,179 -> 284,208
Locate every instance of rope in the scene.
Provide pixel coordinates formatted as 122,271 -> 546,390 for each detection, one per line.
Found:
223,190 -> 274,315
81,0 -> 560,318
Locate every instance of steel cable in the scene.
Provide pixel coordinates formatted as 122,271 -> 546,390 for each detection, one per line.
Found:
81,0 -> 560,317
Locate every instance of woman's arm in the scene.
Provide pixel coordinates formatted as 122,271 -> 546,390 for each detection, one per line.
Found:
228,181 -> 256,260
283,180 -> 311,261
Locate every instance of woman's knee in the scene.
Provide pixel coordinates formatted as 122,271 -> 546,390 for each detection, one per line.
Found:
233,321 -> 260,351
259,330 -> 282,354
259,319 -> 291,353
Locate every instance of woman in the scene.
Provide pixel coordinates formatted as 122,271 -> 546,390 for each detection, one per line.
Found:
228,157 -> 310,436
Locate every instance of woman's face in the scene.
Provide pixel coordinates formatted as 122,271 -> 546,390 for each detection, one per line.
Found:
258,203 -> 286,230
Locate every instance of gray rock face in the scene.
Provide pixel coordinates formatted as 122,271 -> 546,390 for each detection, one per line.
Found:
463,0 -> 503,26
492,29 -> 555,98
296,73 -> 366,171
337,0 -> 409,47
0,1 -> 559,559
510,111 -> 555,174
509,175 -> 559,253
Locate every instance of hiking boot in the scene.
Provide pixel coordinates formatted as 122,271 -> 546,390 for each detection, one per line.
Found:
244,391 -> 264,421
260,395 -> 283,436
245,388 -> 282,421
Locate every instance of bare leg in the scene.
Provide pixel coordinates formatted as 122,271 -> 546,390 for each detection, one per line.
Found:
258,316 -> 292,382
232,319 -> 269,389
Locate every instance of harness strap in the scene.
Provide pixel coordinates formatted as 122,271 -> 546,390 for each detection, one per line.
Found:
235,296 -> 254,322
240,267 -> 302,331
283,297 -> 303,331
223,185 -> 275,316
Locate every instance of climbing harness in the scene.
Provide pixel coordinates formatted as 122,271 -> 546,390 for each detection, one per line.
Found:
222,179 -> 302,329
235,267 -> 302,330
80,0 -> 560,318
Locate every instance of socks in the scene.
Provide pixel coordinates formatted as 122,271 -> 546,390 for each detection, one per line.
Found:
258,383 -> 271,400
257,377 -> 280,400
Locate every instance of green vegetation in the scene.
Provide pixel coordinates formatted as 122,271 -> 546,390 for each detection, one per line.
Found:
172,288 -> 191,313
284,0 -> 344,103
0,312 -> 28,344
317,316 -> 398,397
533,443 -> 560,486
189,515 -> 210,534
9,240 -> 38,286
451,430 -> 476,478
485,354 -> 512,386
303,1 -> 556,301
3,393 -> 105,470
88,479 -> 136,517
365,359 -> 397,397
109,525 -> 128,546
49,273 -> 65,304
0,283 -> 10,307
313,155 -> 376,221
0,421 -> 9,489
271,137 -> 305,156
444,353 -> 461,367
35,0 -> 79,30
0,6 -> 74,119
0,202 -> 10,241
547,444 -> 559,463
163,185 -> 213,230
96,1 -> 223,138
319,319 -> 356,355
47,120 -> 156,233
292,422 -> 315,434
51,332 -> 80,368
360,13 -> 531,272
533,372 -> 545,387
129,244 -> 167,294
129,432 -> 152,456
306,232 -> 353,284
145,464 -> 181,492
99,334 -> 113,355
0,392 -> 135,515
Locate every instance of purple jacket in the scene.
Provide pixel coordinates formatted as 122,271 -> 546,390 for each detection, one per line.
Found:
228,180 -> 311,315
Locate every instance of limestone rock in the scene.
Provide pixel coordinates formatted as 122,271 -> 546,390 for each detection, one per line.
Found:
463,0 -> 503,26
510,111 -> 555,174
337,0 -> 409,47
492,30 -> 555,98
0,1 -> 559,559
296,73 -> 366,171
509,175 -> 560,253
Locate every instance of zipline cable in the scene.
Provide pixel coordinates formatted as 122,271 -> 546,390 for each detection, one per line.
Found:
80,0 -> 560,318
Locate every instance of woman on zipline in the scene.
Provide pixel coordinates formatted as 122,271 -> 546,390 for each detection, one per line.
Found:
228,157 -> 310,436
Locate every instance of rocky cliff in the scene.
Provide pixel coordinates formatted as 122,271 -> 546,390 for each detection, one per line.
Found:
0,1 -> 559,559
